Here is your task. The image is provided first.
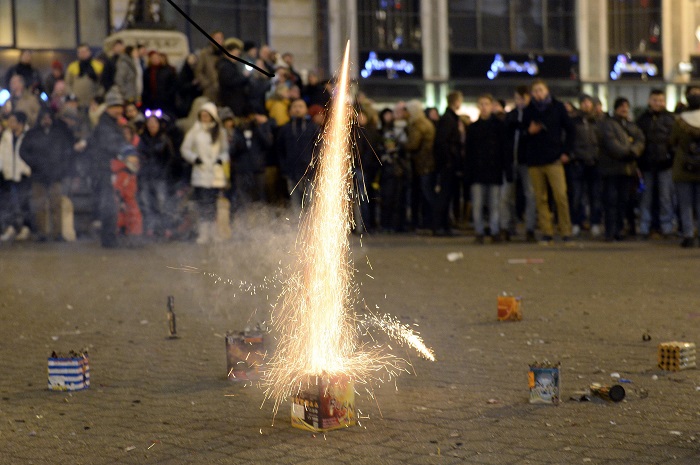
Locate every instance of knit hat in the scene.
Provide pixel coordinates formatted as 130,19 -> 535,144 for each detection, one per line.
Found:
224,37 -> 244,52
199,101 -> 220,123
218,106 -> 234,122
105,87 -> 124,107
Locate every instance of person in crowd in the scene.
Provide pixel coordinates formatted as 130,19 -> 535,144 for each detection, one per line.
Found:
521,79 -> 575,244
180,102 -> 229,244
466,93 -> 512,243
176,53 -> 202,119
670,86 -> 700,247
378,108 -> 409,232
568,94 -> 603,238
242,41 -> 258,64
0,111 -> 32,242
124,102 -> 145,134
20,109 -> 74,242
592,96 -> 606,120
277,98 -> 319,211
599,97 -> 645,242
636,88 -> 676,239
195,30 -> 224,103
4,50 -> 43,94
101,40 -> 124,95
281,52 -> 303,87
218,38 -> 250,117
492,99 -> 507,121
303,71 -> 327,108
433,91 -> 466,236
248,59 -> 272,116
259,45 -> 277,74
425,107 -> 440,126
49,80 -> 69,114
111,144 -> 143,240
142,51 -> 177,116
230,112 -> 273,207
66,44 -> 104,111
87,87 -> 126,248
45,60 -> 65,97
2,75 -> 41,127
404,99 -> 436,233
503,85 -> 537,242
115,45 -> 140,104
138,114 -> 176,238
354,108 -> 382,233
266,85 -> 291,127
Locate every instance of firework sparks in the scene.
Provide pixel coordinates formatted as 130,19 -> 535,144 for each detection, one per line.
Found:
261,41 -> 435,418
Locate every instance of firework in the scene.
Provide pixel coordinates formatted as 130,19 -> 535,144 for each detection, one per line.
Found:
261,42 -> 434,418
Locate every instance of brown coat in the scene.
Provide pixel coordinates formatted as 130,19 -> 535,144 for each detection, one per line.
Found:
405,115 -> 436,176
195,45 -> 221,103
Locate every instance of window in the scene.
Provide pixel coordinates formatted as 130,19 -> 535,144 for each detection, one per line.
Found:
16,0 -> 76,49
161,0 -> 268,51
0,0 -> 12,46
449,0 -> 576,52
357,0 -> 422,51
608,0 -> 662,53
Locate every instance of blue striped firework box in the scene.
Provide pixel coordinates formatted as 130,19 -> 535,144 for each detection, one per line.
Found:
48,352 -> 90,391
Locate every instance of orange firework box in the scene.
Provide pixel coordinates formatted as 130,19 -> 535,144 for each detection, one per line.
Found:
225,329 -> 266,381
497,295 -> 522,321
291,376 -> 356,432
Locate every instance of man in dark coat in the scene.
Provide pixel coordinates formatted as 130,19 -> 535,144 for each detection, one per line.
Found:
230,113 -> 273,206
466,93 -> 512,243
276,99 -> 320,211
217,38 -> 250,117
635,88 -> 677,238
142,51 -> 177,115
4,50 -> 43,94
88,87 -> 126,247
433,91 -> 466,235
521,79 -> 576,243
20,109 -> 74,241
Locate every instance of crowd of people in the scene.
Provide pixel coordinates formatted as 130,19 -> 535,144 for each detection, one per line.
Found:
1,36 -> 700,249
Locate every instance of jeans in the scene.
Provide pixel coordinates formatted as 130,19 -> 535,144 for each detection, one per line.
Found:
139,177 -> 169,233
675,182 -> 700,238
471,183 -> 500,236
379,164 -> 407,231
417,173 -> 435,230
603,175 -> 634,239
639,168 -> 675,235
500,164 -> 537,233
31,181 -> 63,239
567,162 -> 603,227
0,178 -> 32,232
528,162 -> 572,237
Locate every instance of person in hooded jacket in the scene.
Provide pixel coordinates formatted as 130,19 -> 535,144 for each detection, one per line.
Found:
670,87 -> 700,247
20,109 -> 74,241
138,114 -> 176,238
180,102 -> 229,244
599,97 -> 645,242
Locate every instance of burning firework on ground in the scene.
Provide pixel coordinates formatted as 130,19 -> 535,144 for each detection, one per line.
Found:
261,42 -> 435,421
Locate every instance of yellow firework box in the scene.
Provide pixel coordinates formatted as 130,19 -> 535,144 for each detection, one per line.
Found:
658,341 -> 696,371
291,376 -> 356,432
497,295 -> 522,321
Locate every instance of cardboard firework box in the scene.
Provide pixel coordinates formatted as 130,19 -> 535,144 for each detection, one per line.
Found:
528,362 -> 560,405
291,376 -> 356,432
48,352 -> 90,391
658,341 -> 696,371
226,330 -> 266,381
497,295 -> 522,321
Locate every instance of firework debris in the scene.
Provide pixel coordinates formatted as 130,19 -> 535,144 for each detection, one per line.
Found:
528,361 -> 560,405
226,325 -> 266,381
658,342 -> 696,371
48,351 -> 90,391
446,252 -> 463,262
497,295 -> 522,321
291,375 -> 356,432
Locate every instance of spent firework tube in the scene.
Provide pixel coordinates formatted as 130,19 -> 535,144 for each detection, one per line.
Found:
590,384 -> 625,402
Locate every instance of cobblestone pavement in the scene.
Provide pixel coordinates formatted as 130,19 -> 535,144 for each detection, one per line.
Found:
1,221 -> 699,464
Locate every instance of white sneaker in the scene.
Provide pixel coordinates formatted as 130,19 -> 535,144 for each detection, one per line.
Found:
15,226 -> 30,241
571,225 -> 581,237
0,226 -> 16,241
591,225 -> 602,237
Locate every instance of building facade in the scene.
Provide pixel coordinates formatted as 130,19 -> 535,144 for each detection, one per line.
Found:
1,0 -> 700,111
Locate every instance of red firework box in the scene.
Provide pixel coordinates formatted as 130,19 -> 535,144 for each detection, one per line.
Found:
291,376 -> 356,432
497,295 -> 522,321
225,329 -> 266,381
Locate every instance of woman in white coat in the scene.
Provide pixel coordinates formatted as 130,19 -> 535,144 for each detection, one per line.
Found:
180,102 -> 229,244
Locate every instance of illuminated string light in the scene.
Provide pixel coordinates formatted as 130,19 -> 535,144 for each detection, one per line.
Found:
610,54 -> 658,81
487,54 -> 539,80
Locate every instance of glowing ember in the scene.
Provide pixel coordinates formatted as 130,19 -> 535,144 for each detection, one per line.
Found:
262,42 -> 434,417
